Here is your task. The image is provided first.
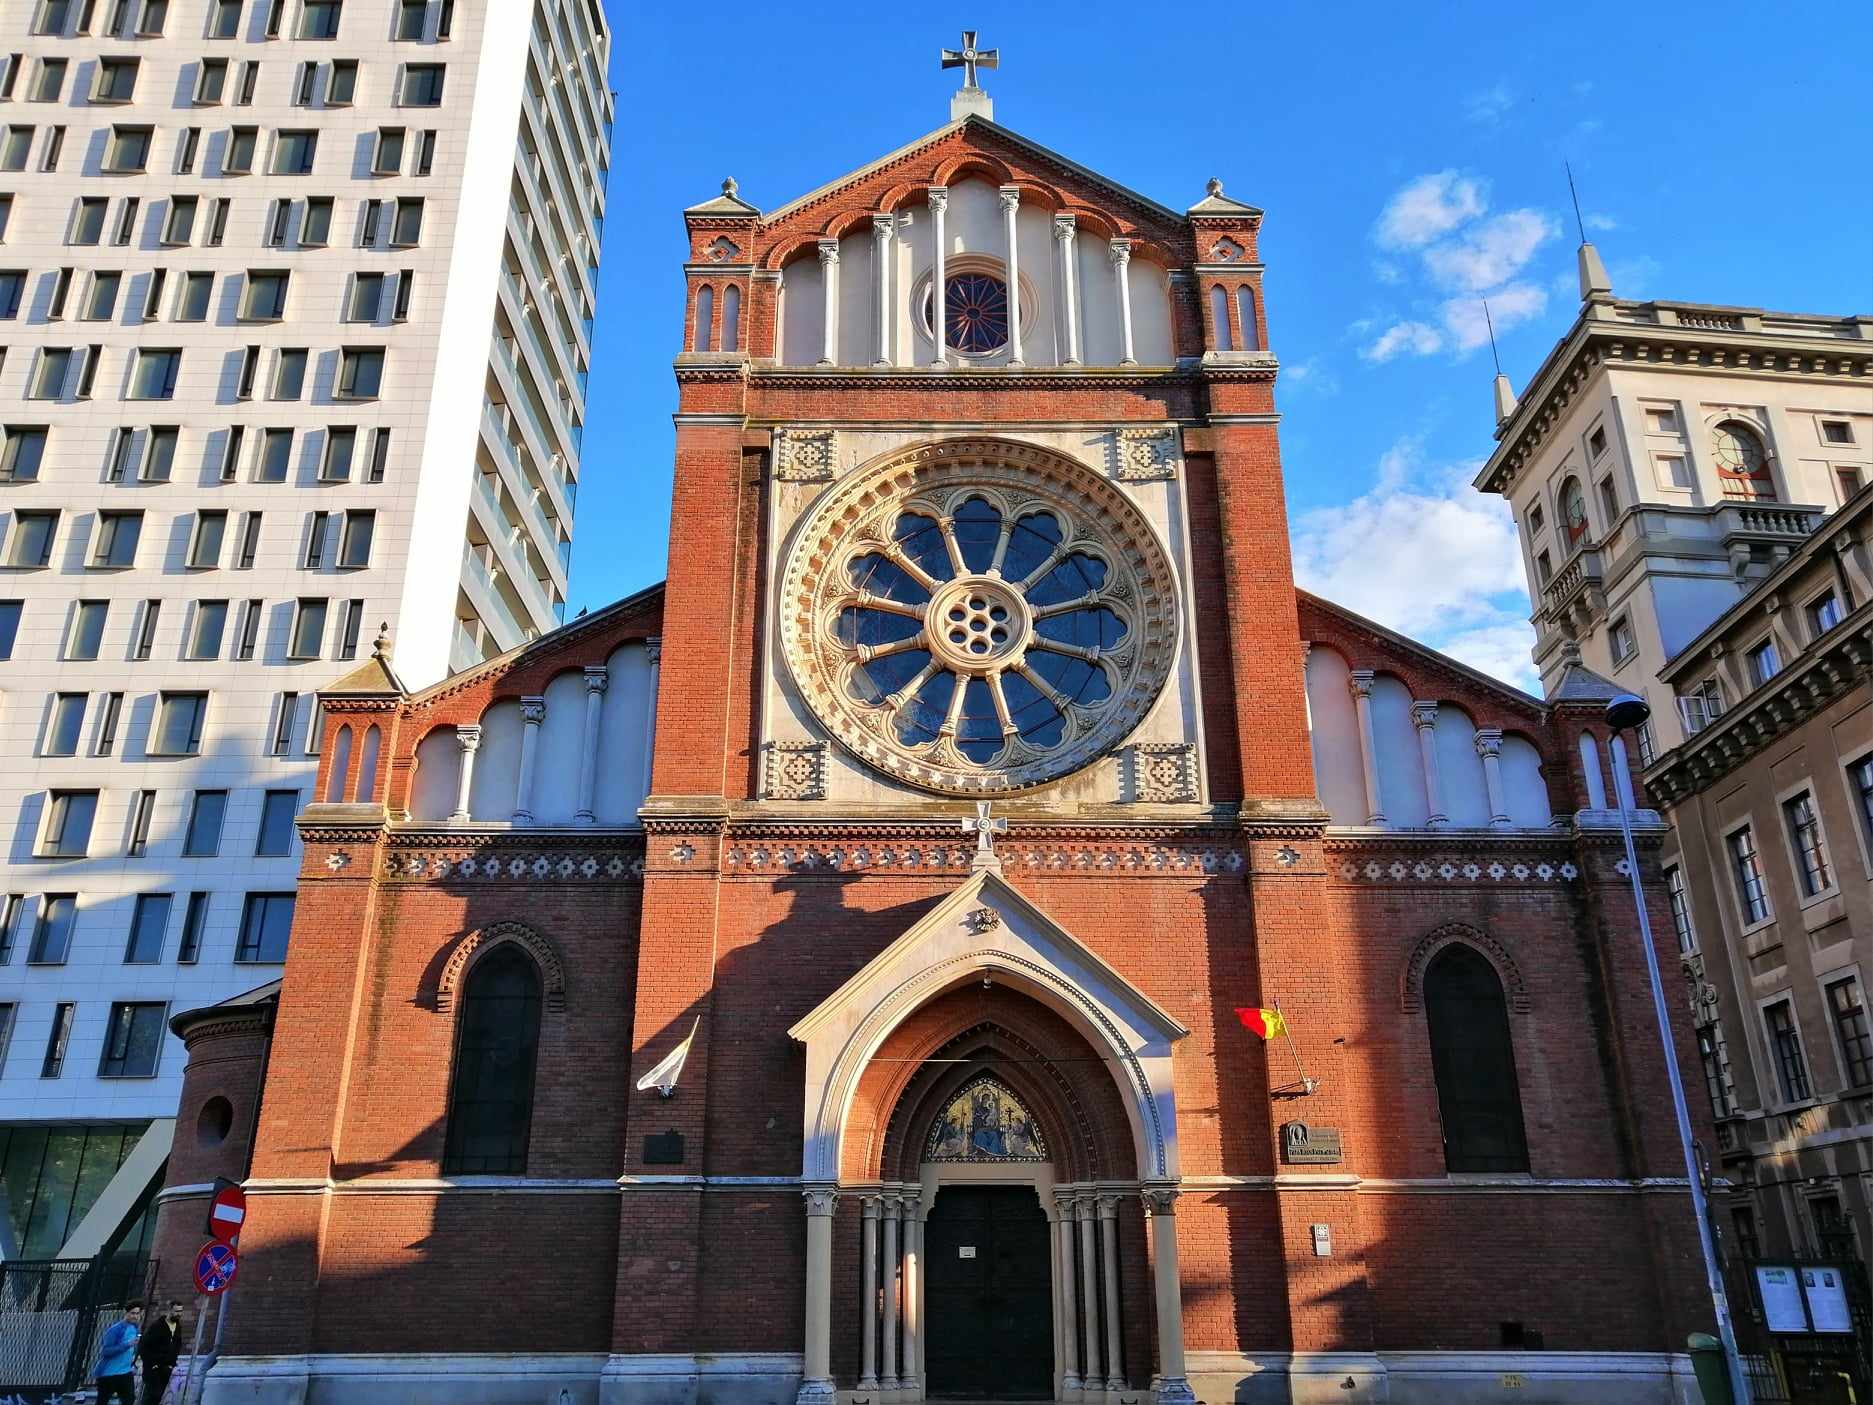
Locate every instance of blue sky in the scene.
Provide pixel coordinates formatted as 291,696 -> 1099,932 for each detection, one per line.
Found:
576,2 -> 1873,690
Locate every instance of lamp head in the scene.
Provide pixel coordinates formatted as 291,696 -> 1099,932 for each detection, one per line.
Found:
1605,692 -> 1652,732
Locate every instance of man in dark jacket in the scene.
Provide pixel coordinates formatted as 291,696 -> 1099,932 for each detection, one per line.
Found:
137,1300 -> 184,1404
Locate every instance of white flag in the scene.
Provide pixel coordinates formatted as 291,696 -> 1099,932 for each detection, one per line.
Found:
635,1016 -> 699,1098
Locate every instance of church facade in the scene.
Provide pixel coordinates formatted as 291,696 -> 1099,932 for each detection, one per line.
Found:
156,71 -> 1716,1405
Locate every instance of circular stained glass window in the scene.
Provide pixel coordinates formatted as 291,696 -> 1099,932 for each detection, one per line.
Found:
779,438 -> 1181,794
924,271 -> 1010,355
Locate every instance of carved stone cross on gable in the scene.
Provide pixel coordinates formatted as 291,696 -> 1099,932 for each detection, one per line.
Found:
962,800 -> 1007,865
940,30 -> 998,90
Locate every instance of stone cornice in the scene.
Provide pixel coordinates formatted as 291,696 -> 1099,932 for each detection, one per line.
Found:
1479,314 -> 1873,495
1644,614 -> 1873,805
744,366 -> 1202,392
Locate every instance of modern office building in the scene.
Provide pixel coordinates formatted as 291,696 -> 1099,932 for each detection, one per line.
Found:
1475,246 -> 1872,760
0,0 -> 610,1267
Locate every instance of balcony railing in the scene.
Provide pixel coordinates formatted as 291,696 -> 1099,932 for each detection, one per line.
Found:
1540,548 -> 1604,620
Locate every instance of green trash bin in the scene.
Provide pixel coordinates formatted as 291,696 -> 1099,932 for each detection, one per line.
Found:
1687,1333 -> 1734,1405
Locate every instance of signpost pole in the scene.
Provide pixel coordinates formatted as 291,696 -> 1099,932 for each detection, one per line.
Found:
178,1294 -> 209,1405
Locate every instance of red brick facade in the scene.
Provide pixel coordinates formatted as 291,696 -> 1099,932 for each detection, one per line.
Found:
156,116 -> 1711,1404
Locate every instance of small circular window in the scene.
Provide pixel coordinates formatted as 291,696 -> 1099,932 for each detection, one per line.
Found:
197,1095 -> 234,1148
926,272 -> 1010,354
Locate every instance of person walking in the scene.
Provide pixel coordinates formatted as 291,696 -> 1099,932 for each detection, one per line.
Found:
138,1300 -> 184,1404
93,1300 -> 144,1405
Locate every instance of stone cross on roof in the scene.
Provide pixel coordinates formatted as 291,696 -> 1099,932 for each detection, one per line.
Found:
962,800 -> 1008,871
941,30 -> 998,90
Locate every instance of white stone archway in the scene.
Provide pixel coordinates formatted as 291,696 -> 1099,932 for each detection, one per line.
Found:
787,866 -> 1194,1405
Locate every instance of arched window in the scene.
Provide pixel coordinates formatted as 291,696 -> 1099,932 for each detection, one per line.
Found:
353,724 -> 381,803
442,945 -> 542,1175
323,725 -> 352,803
1209,285 -> 1232,352
721,285 -> 741,353
1236,286 -> 1260,351
1424,943 -> 1529,1172
1712,420 -> 1776,501
1559,477 -> 1589,550
694,285 -> 714,352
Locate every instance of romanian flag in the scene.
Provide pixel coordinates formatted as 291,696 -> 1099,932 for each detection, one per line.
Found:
1235,1007 -> 1287,1040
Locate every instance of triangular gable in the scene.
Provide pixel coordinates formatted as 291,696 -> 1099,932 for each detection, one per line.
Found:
755,115 -> 1199,266
790,866 -> 1187,1183
1299,589 -> 1547,717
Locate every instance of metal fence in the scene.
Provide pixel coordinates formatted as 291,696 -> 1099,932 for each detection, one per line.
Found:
0,1256 -> 156,1398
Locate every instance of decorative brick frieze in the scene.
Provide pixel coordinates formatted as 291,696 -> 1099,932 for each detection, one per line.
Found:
1122,741 -> 1199,800
773,427 -> 837,482
1111,426 -> 1181,482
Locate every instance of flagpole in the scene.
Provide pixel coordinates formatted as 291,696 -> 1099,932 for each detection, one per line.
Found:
1271,998 -> 1315,1095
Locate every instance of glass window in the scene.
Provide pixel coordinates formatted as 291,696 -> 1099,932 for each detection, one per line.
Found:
210,0 -> 242,38
124,893 -> 170,963
66,600 -> 107,661
390,197 -> 423,246
130,348 -> 181,399
399,63 -> 444,106
83,271 -> 121,321
321,428 -> 354,480
0,271 -> 26,318
29,350 -> 72,400
1713,421 -> 1776,501
186,599 -> 227,659
2,426 -> 48,480
111,197 -> 139,245
29,897 -> 77,963
1782,791 -> 1833,897
94,692 -> 123,757
272,349 -> 307,400
271,692 -> 299,755
0,600 -> 22,659
43,694 -> 86,756
190,510 -> 227,569
395,0 -> 425,39
1424,943 -> 1529,1172
1728,825 -> 1770,923
29,57 -> 66,103
271,129 -> 317,174
92,511 -> 142,567
256,789 -> 298,856
300,196 -> 332,246
152,692 -> 208,755
176,271 -> 212,321
442,946 -> 542,1174
1851,754 -> 1873,853
41,1002 -> 74,1075
298,0 -> 340,38
1827,976 -> 1872,1089
0,896 -> 19,962
132,599 -> 160,659
194,57 -> 226,104
104,124 -> 152,173
1764,999 -> 1812,1103
339,510 -> 373,567
372,126 -> 404,175
241,270 -> 289,320
1807,591 -> 1844,637
1610,616 -> 1636,664
258,427 -> 293,483
326,59 -> 356,104
178,892 -> 209,963
346,272 -> 383,322
41,792 -> 96,857
71,197 -> 108,245
98,1002 -> 165,1077
289,598 -> 326,658
235,892 -> 293,962
6,510 -> 57,567
224,124 -> 257,174
0,128 -> 34,173
1696,1027 -> 1732,1118
183,790 -> 227,857
336,347 -> 383,399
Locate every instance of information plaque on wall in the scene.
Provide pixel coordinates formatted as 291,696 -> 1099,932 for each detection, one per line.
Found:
1280,1122 -> 1343,1165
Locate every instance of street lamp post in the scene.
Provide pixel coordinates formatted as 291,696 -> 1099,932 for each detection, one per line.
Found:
1604,692 -> 1752,1405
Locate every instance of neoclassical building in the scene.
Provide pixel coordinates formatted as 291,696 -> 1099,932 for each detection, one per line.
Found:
158,65 -> 1716,1405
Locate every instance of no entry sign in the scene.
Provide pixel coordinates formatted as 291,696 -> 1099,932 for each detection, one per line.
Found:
206,1181 -> 247,1245
193,1240 -> 238,1296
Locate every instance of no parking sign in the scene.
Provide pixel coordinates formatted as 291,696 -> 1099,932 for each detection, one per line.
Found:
193,1239 -> 238,1295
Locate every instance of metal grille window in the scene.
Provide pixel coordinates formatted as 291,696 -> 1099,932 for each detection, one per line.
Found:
99,1002 -> 165,1077
1728,825 -> 1771,924
1782,791 -> 1833,897
1827,976 -> 1872,1088
124,892 -> 169,963
1424,943 -> 1529,1172
235,891 -> 293,962
29,896 -> 77,964
442,946 -> 542,1174
1764,999 -> 1812,1103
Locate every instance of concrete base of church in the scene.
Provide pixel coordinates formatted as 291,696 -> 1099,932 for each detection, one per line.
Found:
1188,1350 -> 1701,1404
198,1350 -> 1700,1405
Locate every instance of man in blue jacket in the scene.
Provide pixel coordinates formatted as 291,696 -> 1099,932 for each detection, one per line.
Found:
93,1299 -> 144,1405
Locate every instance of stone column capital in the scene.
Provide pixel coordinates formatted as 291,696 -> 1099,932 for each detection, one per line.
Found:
1053,212 -> 1078,239
1140,1184 -> 1178,1216
1108,237 -> 1132,266
802,1186 -> 838,1218
1096,1192 -> 1121,1219
519,696 -> 546,725
1473,726 -> 1504,759
926,185 -> 948,212
872,212 -> 896,239
645,634 -> 663,665
454,723 -> 482,754
860,1194 -> 881,1219
816,239 -> 839,266
1347,668 -> 1376,700
998,184 -> 1021,213
1410,700 -> 1438,731
583,664 -> 609,694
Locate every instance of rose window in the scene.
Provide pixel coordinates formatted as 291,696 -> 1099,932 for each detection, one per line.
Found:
924,272 -> 1010,355
780,439 -> 1179,794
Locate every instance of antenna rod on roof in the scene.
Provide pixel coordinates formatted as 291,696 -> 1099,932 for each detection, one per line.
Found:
1565,161 -> 1587,244
1483,298 -> 1501,375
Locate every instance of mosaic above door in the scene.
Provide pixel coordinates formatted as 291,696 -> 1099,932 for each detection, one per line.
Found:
925,1076 -> 1049,1162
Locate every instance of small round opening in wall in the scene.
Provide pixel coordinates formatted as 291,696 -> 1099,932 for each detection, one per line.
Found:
197,1095 -> 234,1148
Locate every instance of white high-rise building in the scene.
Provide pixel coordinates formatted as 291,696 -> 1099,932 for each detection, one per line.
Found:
0,0 -> 610,1263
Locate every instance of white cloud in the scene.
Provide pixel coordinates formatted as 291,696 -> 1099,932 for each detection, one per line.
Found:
1584,213 -> 1618,231
1282,358 -> 1341,397
1360,321 -> 1444,362
1421,210 -> 1559,292
1374,172 -> 1488,250
1438,282 -> 1547,352
1465,85 -> 1515,124
1290,440 -> 1536,690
